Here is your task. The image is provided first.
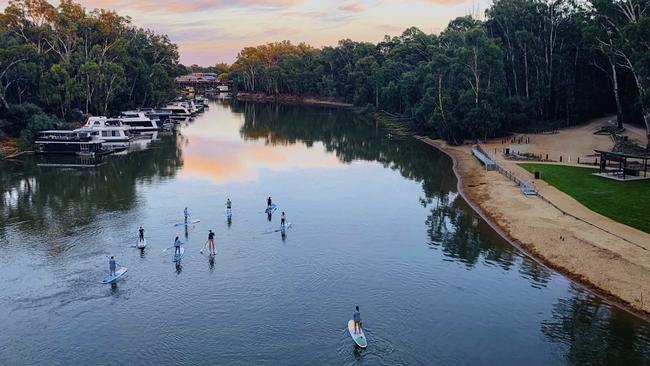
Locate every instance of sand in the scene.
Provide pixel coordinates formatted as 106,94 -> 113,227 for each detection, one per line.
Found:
416,117 -> 650,317
492,116 -> 648,164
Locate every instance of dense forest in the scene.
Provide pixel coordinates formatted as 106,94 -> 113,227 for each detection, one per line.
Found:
229,0 -> 650,147
0,0 -> 183,144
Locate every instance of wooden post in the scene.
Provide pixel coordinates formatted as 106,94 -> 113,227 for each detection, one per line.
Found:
560,156 -> 562,162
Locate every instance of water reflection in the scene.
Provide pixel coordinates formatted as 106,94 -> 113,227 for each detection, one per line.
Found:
1,101 -> 649,364
231,101 -> 650,361
0,133 -> 183,239
542,285 -> 650,365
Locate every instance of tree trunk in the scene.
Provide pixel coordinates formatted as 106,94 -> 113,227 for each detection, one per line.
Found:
611,62 -> 623,129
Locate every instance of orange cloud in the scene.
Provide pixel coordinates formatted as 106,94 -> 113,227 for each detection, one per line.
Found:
337,3 -> 363,12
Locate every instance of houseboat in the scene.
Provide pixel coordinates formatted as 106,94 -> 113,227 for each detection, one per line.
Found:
35,130 -> 111,155
118,112 -> 160,133
80,117 -> 131,146
122,109 -> 173,123
160,105 -> 193,119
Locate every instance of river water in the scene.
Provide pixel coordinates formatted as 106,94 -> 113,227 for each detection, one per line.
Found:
1,101 -> 649,365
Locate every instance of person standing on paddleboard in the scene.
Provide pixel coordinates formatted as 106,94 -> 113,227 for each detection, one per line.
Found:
280,211 -> 286,228
353,306 -> 362,334
138,226 -> 145,242
174,236 -> 182,256
226,199 -> 232,216
184,207 -> 189,223
109,256 -> 117,277
267,197 -> 272,211
207,230 -> 216,255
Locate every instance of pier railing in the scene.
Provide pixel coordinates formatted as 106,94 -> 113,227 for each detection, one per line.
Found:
475,143 -> 536,196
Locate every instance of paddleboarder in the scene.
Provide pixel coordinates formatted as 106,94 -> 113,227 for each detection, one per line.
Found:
353,306 -> 362,334
109,256 -> 117,277
280,211 -> 286,228
138,226 -> 145,242
184,207 -> 189,223
207,230 -> 216,255
174,236 -> 182,256
226,198 -> 232,216
267,197 -> 272,211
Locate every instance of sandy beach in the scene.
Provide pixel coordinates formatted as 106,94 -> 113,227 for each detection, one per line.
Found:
417,117 -> 650,316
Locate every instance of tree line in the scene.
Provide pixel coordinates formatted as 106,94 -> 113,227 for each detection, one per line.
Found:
229,0 -> 650,147
0,0 -> 184,144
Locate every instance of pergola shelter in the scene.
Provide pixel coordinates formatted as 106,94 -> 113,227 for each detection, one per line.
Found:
595,150 -> 650,181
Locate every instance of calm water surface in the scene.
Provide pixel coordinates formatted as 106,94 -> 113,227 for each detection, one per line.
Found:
1,101 -> 650,365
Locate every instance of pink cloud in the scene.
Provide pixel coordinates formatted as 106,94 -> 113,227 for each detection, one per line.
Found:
80,0 -> 301,12
337,3 -> 363,12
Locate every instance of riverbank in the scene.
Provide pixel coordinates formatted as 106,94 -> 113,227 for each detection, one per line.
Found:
0,138 -> 21,159
234,92 -> 354,109
416,119 -> 650,318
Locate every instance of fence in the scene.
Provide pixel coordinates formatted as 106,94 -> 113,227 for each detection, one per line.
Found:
476,144 -> 537,196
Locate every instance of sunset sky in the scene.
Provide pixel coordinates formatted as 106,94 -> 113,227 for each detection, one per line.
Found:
0,0 -> 489,66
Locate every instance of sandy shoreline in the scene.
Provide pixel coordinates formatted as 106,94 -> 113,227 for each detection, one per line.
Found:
415,119 -> 650,318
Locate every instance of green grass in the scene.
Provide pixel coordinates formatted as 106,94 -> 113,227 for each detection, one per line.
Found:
520,163 -> 650,233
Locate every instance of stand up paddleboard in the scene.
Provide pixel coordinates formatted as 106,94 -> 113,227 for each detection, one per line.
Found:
264,203 -> 277,214
173,247 -> 185,262
347,320 -> 367,348
174,219 -> 201,227
274,222 -> 292,232
101,267 -> 128,284
136,238 -> 147,249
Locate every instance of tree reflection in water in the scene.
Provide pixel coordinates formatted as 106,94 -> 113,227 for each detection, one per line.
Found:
0,133 -> 184,239
236,101 -> 650,361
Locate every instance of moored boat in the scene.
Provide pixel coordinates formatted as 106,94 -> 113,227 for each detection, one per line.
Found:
35,130 -> 114,156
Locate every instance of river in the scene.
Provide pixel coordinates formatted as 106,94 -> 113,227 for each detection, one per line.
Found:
1,101 -> 649,365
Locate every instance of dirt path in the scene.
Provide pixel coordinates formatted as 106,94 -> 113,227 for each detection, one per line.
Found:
485,116 -> 648,165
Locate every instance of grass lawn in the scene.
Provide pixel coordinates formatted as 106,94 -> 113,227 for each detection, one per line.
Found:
520,163 -> 650,233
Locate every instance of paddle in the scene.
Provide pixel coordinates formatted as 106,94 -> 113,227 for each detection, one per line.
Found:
162,241 -> 183,252
199,240 -> 208,254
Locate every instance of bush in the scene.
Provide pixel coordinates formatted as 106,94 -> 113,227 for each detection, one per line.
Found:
19,113 -> 57,148
1,103 -> 43,136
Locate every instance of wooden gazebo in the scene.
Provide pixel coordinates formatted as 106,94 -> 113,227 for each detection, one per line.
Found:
595,150 -> 649,180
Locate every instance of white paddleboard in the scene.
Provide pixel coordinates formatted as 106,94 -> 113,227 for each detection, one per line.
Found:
102,267 -> 127,284
174,219 -> 201,227
173,247 -> 185,262
348,320 -> 367,348
136,238 -> 147,249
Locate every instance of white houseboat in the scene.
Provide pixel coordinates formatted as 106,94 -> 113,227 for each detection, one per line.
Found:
80,117 -> 131,146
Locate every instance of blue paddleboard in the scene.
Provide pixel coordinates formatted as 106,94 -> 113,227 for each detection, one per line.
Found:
265,203 -> 277,214
274,222 -> 292,232
174,219 -> 201,227
173,247 -> 185,262
101,267 -> 127,284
